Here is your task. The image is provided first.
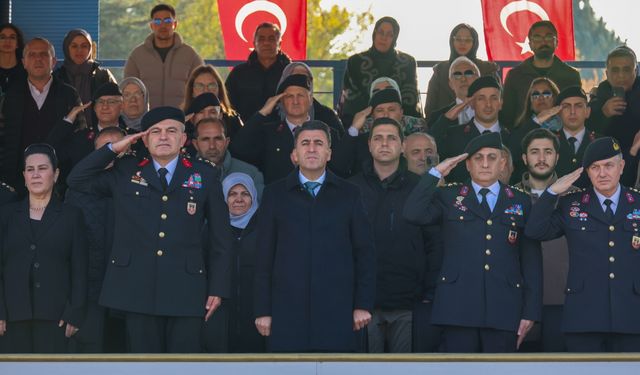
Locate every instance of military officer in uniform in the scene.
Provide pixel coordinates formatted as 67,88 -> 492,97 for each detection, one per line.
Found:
526,137 -> 640,352
67,106 -> 232,353
404,132 -> 542,352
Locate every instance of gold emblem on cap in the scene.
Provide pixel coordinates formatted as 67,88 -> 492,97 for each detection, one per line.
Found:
613,141 -> 620,151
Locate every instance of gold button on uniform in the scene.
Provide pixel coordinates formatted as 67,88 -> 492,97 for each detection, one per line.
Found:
609,256 -> 615,263
516,283 -> 521,288
485,249 -> 491,255
609,273 -> 615,279
609,226 -> 615,232
441,277 -> 446,281
609,241 -> 615,247
572,158 -> 577,163
486,219 -> 493,225
159,232 -> 165,238
459,216 -> 464,220
484,264 -> 490,271
157,250 -> 163,256
161,213 -> 167,220
135,191 -> 139,196
162,195 -> 168,202
486,234 -> 492,240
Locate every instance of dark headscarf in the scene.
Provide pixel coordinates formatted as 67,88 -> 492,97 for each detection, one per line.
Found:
62,29 -> 93,104
448,23 -> 480,62
372,16 -> 400,50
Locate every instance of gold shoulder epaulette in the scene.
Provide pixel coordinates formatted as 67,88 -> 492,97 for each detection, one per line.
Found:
630,187 -> 640,194
444,182 -> 461,187
561,187 -> 585,196
197,157 -> 217,168
510,185 -> 526,194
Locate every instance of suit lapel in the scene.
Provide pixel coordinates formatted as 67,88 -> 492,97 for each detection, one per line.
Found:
140,161 -> 163,192
491,185 -> 508,219
462,184 -> 488,219
585,187 -> 608,224
613,186 -> 631,225
34,199 -> 63,241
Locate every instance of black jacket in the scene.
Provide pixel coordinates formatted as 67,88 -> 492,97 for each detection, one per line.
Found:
225,50 -> 291,121
350,160 -> 442,308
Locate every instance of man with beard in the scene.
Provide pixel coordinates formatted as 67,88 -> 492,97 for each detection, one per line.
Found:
516,128 -> 579,351
501,21 -> 581,129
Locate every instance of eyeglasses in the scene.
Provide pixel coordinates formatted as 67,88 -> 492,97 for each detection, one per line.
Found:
152,17 -> 174,25
123,92 -> 144,100
453,36 -> 473,44
96,99 -> 123,106
530,91 -> 553,100
452,70 -> 477,80
530,35 -> 557,43
0,35 -> 17,41
193,82 -> 219,92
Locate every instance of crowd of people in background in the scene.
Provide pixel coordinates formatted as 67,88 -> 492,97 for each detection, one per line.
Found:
1,2 -> 640,355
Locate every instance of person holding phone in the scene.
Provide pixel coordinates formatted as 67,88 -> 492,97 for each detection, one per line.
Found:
588,46 -> 640,187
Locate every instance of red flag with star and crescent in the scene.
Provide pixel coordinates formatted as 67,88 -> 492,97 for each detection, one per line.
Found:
480,0 -> 575,61
217,0 -> 307,60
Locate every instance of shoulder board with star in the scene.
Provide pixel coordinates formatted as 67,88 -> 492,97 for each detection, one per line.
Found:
196,157 -> 217,168
444,182 -> 461,187
0,181 -> 15,193
509,185 -> 526,194
560,187 -> 585,196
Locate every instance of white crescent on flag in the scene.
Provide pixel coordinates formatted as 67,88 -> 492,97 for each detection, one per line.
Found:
235,0 -> 288,42
499,0 -> 550,55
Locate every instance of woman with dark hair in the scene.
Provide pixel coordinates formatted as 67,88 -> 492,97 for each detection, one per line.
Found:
0,23 -> 25,94
0,144 -> 87,353
424,23 -> 499,121
53,29 -> 116,128
341,16 -> 421,125
182,64 -> 243,139
508,77 -> 562,184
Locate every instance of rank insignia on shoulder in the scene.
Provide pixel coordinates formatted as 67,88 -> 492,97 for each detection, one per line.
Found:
197,157 -> 216,168
182,173 -> 203,189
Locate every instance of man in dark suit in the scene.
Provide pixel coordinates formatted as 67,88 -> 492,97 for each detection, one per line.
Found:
404,132 -> 542,352
526,137 -> 640,352
67,106 -> 232,353
254,120 -> 376,352
554,86 -> 599,188
436,76 -> 511,183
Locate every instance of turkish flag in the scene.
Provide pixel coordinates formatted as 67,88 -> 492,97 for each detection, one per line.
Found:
480,0 -> 574,61
217,0 -> 307,60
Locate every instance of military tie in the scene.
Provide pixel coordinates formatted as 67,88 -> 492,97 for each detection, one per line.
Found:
303,181 -> 321,197
158,167 -> 169,191
568,136 -> 578,155
479,188 -> 492,216
604,199 -> 614,222
482,129 -> 492,135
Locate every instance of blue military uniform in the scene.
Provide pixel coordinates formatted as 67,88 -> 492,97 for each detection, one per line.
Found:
404,173 -> 542,352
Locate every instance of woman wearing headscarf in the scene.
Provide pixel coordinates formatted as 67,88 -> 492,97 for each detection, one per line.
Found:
424,23 -> 499,122
274,62 -> 344,135
203,173 -> 264,353
0,144 -> 87,353
54,29 -> 116,128
341,16 -> 421,125
118,77 -> 149,133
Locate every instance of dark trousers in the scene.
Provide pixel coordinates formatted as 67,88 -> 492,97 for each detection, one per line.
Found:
412,301 -> 443,352
203,302 -> 229,353
1,320 -> 68,353
565,332 -> 640,352
68,303 -> 105,353
125,312 -> 203,353
442,325 -> 517,353
542,305 -> 566,352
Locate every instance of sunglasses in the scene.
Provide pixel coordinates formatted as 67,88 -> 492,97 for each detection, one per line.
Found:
152,17 -> 174,25
531,91 -> 553,100
452,70 -> 477,80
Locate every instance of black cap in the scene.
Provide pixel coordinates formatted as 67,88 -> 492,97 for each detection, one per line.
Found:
276,74 -> 311,95
463,132 -> 503,156
93,82 -> 122,102
369,88 -> 401,108
555,86 -> 587,105
186,93 -> 220,115
582,137 -> 622,168
467,76 -> 501,98
140,106 -> 185,131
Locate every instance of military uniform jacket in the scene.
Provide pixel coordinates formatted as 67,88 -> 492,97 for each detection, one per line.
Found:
555,129 -> 599,188
66,146 -> 232,317
403,174 -> 542,332
525,187 -> 640,334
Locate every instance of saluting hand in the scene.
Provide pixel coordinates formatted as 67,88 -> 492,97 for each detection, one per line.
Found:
435,153 -> 468,177
352,106 -> 372,131
352,309 -> 372,331
444,98 -> 472,120
204,295 -> 222,321
549,167 -> 584,195
111,131 -> 147,154
66,102 -> 92,124
258,93 -> 285,117
535,105 -> 562,124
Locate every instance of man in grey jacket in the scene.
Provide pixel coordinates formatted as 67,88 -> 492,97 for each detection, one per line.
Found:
124,3 -> 203,109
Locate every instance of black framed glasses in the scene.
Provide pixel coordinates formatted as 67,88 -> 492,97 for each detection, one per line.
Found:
531,91 -> 553,100
452,70 -> 477,80
152,17 -> 174,25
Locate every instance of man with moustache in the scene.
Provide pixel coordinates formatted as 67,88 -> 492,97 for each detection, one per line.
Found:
403,132 -> 439,176
501,21 -> 581,128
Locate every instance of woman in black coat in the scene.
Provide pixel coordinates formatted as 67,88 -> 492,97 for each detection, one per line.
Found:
0,144 -> 87,353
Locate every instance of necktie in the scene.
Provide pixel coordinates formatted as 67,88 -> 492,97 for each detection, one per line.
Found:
604,199 -> 614,222
479,188 -> 492,216
568,137 -> 578,154
482,129 -> 492,135
303,181 -> 321,197
158,168 -> 169,191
